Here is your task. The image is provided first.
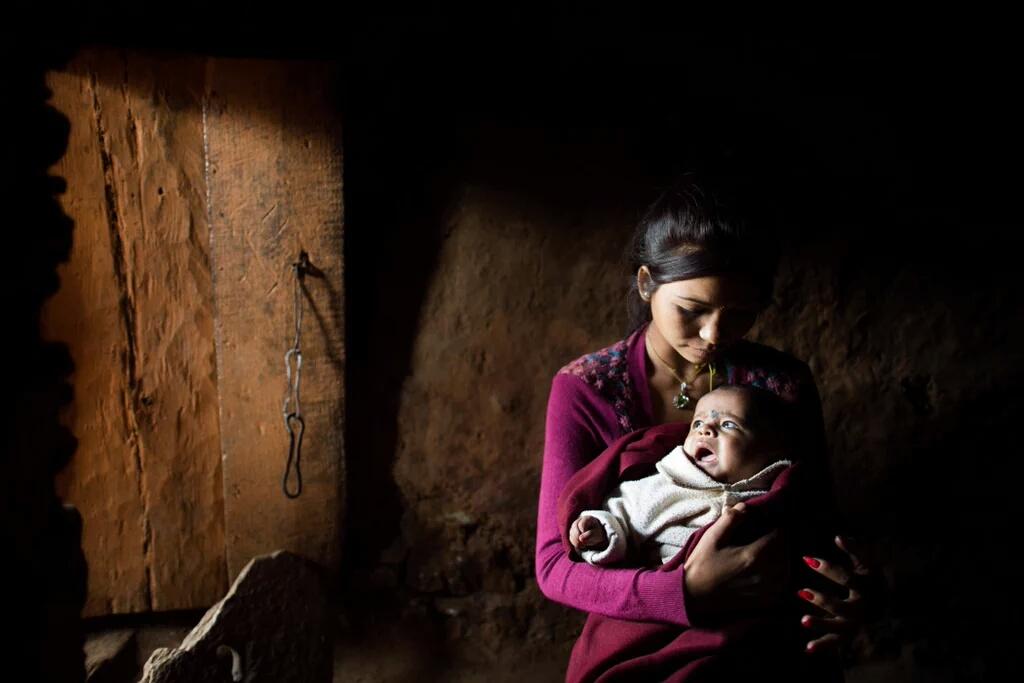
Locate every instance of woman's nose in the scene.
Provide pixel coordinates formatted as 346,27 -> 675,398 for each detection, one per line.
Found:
699,320 -> 720,346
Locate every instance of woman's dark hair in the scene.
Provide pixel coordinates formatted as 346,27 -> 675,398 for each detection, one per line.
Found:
626,173 -> 780,331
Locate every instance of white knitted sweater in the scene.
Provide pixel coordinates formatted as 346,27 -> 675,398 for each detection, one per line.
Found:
579,446 -> 791,565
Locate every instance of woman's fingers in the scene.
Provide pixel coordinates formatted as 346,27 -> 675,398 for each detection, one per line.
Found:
699,501 -> 749,549
800,613 -> 852,635
800,614 -> 850,655
805,632 -> 843,655
805,538 -> 887,618
802,555 -> 855,595
834,535 -> 869,575
797,585 -> 863,621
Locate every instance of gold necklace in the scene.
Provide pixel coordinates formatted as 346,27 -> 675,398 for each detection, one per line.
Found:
644,331 -> 716,410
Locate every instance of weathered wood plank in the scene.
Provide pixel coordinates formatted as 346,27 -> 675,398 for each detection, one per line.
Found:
44,48 -> 227,615
205,58 -> 345,579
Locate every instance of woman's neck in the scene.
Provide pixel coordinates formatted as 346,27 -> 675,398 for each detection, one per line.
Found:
643,324 -> 713,425
644,324 -> 702,381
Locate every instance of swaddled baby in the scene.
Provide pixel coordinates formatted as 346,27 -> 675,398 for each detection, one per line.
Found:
570,384 -> 793,565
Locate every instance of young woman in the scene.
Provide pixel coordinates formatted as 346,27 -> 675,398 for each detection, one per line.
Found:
535,175 -> 877,666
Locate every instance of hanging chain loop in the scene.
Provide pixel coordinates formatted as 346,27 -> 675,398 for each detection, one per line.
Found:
282,251 -> 310,499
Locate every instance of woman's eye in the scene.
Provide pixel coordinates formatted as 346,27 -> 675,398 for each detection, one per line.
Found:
677,306 -> 702,319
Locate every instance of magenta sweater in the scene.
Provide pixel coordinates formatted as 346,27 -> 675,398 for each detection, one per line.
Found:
534,323 -> 824,626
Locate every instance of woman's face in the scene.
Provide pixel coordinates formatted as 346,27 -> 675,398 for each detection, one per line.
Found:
640,269 -> 762,364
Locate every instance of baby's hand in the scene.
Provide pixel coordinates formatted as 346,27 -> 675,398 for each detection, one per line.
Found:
570,515 -> 608,552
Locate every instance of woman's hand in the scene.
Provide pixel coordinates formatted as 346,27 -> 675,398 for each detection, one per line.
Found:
798,535 -> 886,655
683,502 -> 792,619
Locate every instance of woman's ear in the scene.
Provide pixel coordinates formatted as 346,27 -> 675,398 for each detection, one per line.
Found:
637,266 -> 654,302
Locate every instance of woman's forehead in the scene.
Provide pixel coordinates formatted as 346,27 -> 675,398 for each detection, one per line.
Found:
660,275 -> 761,309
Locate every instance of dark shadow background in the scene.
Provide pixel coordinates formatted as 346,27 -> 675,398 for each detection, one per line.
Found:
11,4 -> 1023,680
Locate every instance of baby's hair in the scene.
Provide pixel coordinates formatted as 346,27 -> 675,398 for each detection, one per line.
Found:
702,384 -> 797,448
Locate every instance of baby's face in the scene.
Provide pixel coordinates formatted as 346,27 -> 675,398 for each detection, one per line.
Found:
682,388 -> 778,483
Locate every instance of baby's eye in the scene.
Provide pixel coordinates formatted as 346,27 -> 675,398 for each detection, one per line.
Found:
692,419 -> 703,429
722,420 -> 739,430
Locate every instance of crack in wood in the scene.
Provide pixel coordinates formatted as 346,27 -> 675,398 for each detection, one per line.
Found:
90,66 -> 154,611
261,203 -> 278,223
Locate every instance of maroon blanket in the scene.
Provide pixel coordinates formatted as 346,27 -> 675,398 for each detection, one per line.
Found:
557,422 -> 843,682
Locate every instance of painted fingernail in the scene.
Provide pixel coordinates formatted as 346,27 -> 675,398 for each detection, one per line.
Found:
801,615 -> 813,628
798,589 -> 815,602
806,641 -> 817,652
803,556 -> 821,569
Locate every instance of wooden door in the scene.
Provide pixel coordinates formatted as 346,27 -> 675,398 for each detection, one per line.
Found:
43,49 -> 345,616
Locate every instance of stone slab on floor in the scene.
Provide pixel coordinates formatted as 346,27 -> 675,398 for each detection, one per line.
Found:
140,551 -> 331,683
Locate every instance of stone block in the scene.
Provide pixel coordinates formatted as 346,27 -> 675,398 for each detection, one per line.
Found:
140,551 -> 331,683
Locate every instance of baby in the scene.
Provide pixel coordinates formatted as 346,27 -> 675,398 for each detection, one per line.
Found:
570,384 -> 794,565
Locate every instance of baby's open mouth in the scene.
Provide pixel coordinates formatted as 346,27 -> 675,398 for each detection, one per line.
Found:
693,445 -> 717,464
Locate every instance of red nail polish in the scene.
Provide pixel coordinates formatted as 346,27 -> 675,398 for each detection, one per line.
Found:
803,556 -> 821,569
798,589 -> 815,602
801,615 -> 812,628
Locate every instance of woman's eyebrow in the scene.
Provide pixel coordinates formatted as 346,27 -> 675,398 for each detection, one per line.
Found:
674,296 -> 712,306
674,296 -> 757,314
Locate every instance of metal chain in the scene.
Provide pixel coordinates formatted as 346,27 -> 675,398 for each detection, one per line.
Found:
282,251 -> 309,499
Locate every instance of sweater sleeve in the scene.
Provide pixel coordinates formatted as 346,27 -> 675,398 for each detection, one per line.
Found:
578,472 -> 668,565
534,373 -> 693,626
577,509 -> 629,565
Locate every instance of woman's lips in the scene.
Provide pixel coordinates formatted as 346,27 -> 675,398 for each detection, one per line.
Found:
687,348 -> 715,363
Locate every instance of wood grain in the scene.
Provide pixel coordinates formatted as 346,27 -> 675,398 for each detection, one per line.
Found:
205,58 -> 345,580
